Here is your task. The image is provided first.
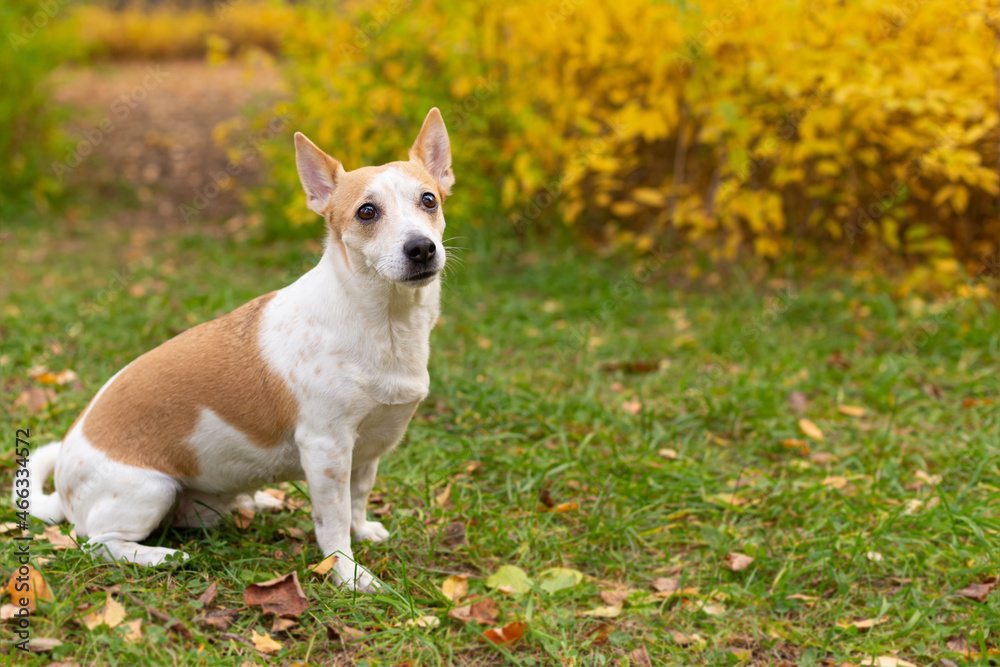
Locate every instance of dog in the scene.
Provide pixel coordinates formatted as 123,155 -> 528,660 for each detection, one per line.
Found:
21,108 -> 455,591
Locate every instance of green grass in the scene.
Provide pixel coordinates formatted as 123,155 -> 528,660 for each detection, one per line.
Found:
1,216 -> 998,666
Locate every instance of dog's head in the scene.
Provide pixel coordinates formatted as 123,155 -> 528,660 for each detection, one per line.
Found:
293,109 -> 454,287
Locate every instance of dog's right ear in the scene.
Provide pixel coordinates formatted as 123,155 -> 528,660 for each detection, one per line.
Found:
294,132 -> 343,215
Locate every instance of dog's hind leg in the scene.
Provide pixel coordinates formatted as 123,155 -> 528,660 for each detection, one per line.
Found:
81,467 -> 189,566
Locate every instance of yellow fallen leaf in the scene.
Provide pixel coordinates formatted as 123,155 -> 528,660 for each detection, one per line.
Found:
798,418 -> 824,441
310,555 -> 338,576
405,615 -> 440,629
837,405 -> 867,417
821,476 -> 848,490
658,448 -> 678,460
124,619 -> 143,643
251,630 -> 283,654
82,594 -> 126,630
435,483 -> 452,508
859,657 -> 917,667
622,400 -> 642,415
441,575 -> 469,603
839,616 -> 888,631
6,566 -> 52,612
580,604 -> 623,618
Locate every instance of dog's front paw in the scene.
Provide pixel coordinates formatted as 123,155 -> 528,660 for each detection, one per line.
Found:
352,520 -> 389,543
332,556 -> 381,593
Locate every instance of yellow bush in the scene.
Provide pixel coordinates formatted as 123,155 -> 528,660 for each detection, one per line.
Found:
252,0 -> 999,278
74,2 -> 297,60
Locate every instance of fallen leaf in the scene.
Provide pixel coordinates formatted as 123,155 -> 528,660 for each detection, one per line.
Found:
538,486 -> 555,508
684,598 -> 725,616
6,566 -> 52,612
234,507 -> 255,530
198,609 -> 240,631
27,638 -> 63,652
405,615 -> 440,629
538,567 -> 584,593
859,657 -> 917,667
81,594 -> 126,630
40,525 -> 77,550
622,399 -> 642,415
652,577 -> 678,593
839,617 -> 888,631
866,551 -> 884,563
838,404 -> 867,417
485,565 -> 532,596
251,630 -> 283,654
781,438 -> 810,454
448,597 -> 499,625
924,383 -> 944,399
271,617 -> 297,633
670,629 -> 704,645
723,553 -> 755,572
599,589 -> 629,606
0,522 -> 20,534
262,488 -> 286,504
481,620 -> 526,645
54,369 -> 78,385
798,418 -> 824,441
197,581 -> 219,606
914,470 -> 942,487
963,397 -> 995,408
588,623 -> 613,645
435,483 -> 452,508
956,577 -> 998,602
13,387 -> 56,413
440,575 -> 469,603
658,448 -> 678,460
827,350 -> 852,370
124,619 -> 143,643
548,501 -> 578,513
580,604 -> 622,618
441,520 -> 467,547
787,391 -> 809,414
310,555 -> 338,576
327,619 -> 365,642
728,647 -> 753,662
946,634 -> 971,655
243,572 -> 309,618
628,646 -> 653,667
821,476 -> 848,490
0,603 -> 20,619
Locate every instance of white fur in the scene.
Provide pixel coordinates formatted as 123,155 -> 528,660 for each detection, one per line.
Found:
22,160 -> 447,592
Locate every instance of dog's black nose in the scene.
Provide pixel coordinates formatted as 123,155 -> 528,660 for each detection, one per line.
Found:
404,237 -> 436,263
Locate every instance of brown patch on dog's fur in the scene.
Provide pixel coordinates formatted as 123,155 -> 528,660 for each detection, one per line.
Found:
82,292 -> 298,479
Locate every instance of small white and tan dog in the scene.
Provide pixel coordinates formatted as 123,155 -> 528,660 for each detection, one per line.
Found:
22,109 -> 455,591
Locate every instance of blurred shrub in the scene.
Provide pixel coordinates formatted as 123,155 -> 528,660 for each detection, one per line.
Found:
0,0 -> 83,215
73,2 -> 297,60
254,0 -> 998,281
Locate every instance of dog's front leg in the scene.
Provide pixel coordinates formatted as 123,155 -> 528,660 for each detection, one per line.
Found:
351,459 -> 389,543
297,430 -> 379,592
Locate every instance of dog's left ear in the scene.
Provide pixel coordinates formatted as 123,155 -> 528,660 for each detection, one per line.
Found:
409,108 -> 454,199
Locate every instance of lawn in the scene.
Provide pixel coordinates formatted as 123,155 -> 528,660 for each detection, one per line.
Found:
1,215 -> 998,666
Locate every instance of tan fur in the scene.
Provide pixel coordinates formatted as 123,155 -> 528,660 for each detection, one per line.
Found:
82,292 -> 298,479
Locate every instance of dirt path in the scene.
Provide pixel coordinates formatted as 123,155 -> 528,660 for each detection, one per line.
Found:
52,59 -> 287,230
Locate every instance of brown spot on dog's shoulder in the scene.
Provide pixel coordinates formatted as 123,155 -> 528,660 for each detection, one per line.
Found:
83,291 -> 298,479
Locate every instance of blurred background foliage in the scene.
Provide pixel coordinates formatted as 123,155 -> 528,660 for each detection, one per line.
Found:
2,0 -> 999,292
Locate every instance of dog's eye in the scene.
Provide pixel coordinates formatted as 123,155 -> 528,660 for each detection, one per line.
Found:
421,193 -> 437,210
357,204 -> 377,221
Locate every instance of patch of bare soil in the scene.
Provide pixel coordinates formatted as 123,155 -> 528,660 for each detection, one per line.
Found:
52,59 -> 288,229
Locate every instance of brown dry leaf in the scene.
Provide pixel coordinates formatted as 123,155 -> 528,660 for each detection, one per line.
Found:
82,594 -> 126,630
327,618 -> 365,642
588,623 -> 613,645
441,520 -> 468,547
435,483 -> 453,508
27,638 -> 63,652
956,577 -> 998,602
670,629 -> 704,645
599,590 -> 629,606
684,598 -> 725,616
441,575 -> 469,603
197,581 -> 219,606
550,502 -> 578,513
13,387 -> 56,413
859,657 -> 917,667
198,609 -> 240,631
481,620 -> 526,646
839,616 -> 888,631
658,448 -> 678,460
946,634 -> 971,655
251,630 -> 283,654
54,369 -> 78,385
372,503 -> 392,517
6,566 -> 52,612
279,526 -> 305,539
243,572 -> 309,618
41,525 -> 78,550
652,577 -> 679,593
234,507 -> 255,530
787,391 -> 809,414
622,399 -> 642,415
0,522 -> 20,534
628,646 -> 653,667
798,418 -> 825,441
271,617 -> 297,633
723,553 -> 755,572
405,615 -> 440,629
0,604 -> 20,619
448,597 -> 498,625
262,488 -> 286,504
838,404 -> 867,417
580,604 -> 623,618
123,619 -> 143,643
310,555 -> 338,576
781,438 -> 810,454
821,476 -> 849,490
